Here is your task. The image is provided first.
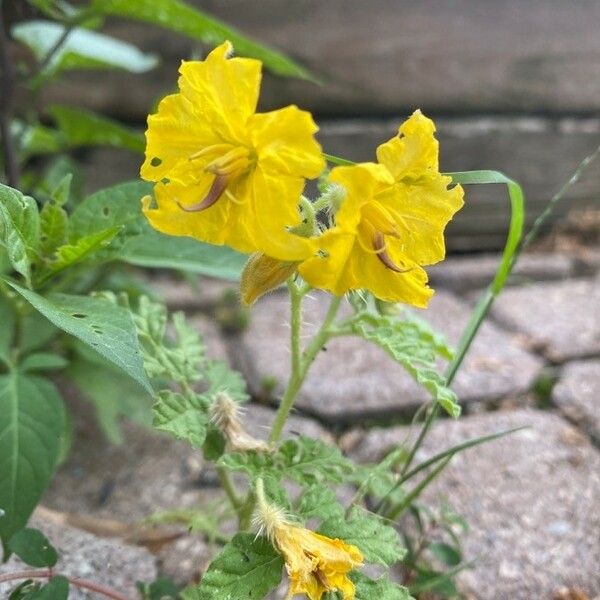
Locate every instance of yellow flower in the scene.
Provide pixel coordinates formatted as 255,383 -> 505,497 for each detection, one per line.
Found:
140,41 -> 325,260
299,110 -> 464,306
275,523 -> 363,600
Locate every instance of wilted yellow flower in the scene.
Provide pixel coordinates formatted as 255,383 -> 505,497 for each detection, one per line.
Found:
141,41 -> 325,260
240,253 -> 299,306
299,111 -> 464,306
256,490 -> 363,600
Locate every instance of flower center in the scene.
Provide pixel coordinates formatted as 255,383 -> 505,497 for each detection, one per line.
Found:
360,201 -> 410,273
179,144 -> 253,213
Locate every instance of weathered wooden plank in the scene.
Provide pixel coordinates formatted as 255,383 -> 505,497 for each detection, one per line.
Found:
44,0 -> 600,118
80,116 -> 600,252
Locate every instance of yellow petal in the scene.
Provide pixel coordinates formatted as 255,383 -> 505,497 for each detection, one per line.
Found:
140,41 -> 261,183
250,105 -> 325,179
375,109 -> 438,181
328,163 -> 394,232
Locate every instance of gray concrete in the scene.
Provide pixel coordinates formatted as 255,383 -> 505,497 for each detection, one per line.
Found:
346,409 -> 600,600
490,278 -> 600,362
0,514 -> 157,599
553,359 -> 600,443
232,290 -> 542,422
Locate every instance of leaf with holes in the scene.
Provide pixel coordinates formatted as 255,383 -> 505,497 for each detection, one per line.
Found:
0,373 -> 65,555
5,280 -> 152,392
319,507 -> 406,566
181,534 -> 283,600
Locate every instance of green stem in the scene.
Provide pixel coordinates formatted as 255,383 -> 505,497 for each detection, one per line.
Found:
268,293 -> 342,444
216,466 -> 241,511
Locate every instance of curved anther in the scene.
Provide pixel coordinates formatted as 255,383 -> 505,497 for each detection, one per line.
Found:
373,231 -> 411,273
177,175 -> 228,212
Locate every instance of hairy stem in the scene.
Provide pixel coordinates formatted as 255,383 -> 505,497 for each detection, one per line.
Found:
0,570 -> 128,600
268,291 -> 342,444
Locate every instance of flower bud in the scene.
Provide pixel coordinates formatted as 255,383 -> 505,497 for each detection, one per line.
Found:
240,253 -> 299,306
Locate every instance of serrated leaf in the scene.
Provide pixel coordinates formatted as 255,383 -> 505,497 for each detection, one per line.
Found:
50,105 -> 144,153
296,484 -> 344,521
8,528 -> 58,567
5,281 -> 152,393
319,507 -> 405,566
19,353 -> 69,372
133,297 -> 206,384
92,0 -> 314,81
218,436 -> 354,485
152,390 -> 209,449
349,312 -> 460,417
38,227 -> 121,285
181,533 -> 283,600
0,184 -> 40,286
0,373 -> 65,553
67,353 -> 152,444
352,573 -> 414,600
39,201 -> 68,257
12,20 -> 158,78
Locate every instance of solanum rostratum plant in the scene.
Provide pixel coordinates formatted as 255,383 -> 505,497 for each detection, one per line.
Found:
3,3 -> 597,598
134,41 -> 479,599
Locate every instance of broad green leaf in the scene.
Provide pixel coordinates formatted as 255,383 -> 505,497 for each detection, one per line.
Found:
319,507 -> 406,566
0,184 -> 40,286
69,181 -> 247,280
120,231 -> 247,281
29,576 -> 69,600
19,353 -> 69,372
67,353 -> 152,444
19,311 -> 58,354
352,573 -> 413,600
0,296 -> 16,363
202,426 -> 226,461
348,312 -> 460,418
92,0 -> 314,81
13,121 -> 62,159
296,484 -> 344,521
39,201 -> 68,257
12,20 -> 158,77
8,528 -> 58,567
182,533 -> 283,600
218,436 -> 354,484
5,281 -> 152,392
137,577 -> 179,600
0,373 -> 65,553
50,105 -> 145,153
152,390 -> 209,449
428,541 -> 462,567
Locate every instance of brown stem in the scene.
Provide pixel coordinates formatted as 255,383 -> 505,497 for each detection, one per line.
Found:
0,569 -> 130,600
0,1 -> 19,186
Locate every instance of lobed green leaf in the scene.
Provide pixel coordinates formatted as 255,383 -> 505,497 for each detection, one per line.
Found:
319,507 -> 406,567
352,572 -> 414,600
181,533 -> 283,600
348,312 -> 460,418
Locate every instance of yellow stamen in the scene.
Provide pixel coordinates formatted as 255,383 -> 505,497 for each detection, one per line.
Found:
188,143 -> 234,161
